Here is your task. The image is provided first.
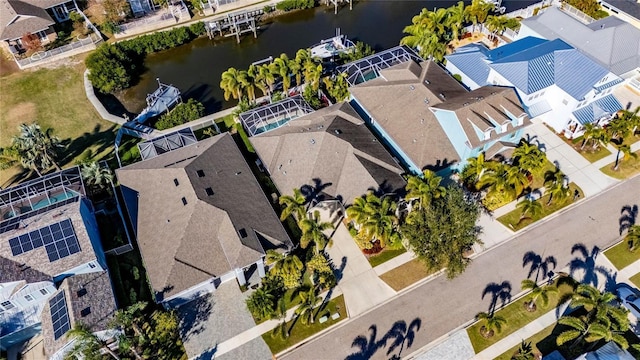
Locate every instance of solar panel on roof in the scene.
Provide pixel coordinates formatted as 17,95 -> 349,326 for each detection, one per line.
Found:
6,219 -> 81,261
49,291 -> 71,340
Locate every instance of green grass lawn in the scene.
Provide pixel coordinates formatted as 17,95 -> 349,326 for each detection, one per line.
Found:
560,135 -> 611,163
494,323 -> 555,360
600,150 -> 640,179
530,161 -> 559,189
483,161 -> 558,211
214,114 -> 237,132
629,272 -> 640,288
379,258 -> 438,291
367,247 -> 407,268
0,64 -> 117,186
262,295 -> 346,354
497,183 -> 583,231
604,241 -> 640,270
467,280 -> 575,353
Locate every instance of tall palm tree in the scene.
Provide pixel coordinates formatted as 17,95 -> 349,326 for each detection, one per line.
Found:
67,323 -> 120,359
81,162 -> 113,190
11,123 -> 63,176
614,144 -> 637,170
405,169 -> 446,210
295,48 -> 312,66
271,298 -> 289,339
238,69 -> 256,102
556,315 -> 595,348
475,311 -> 507,338
584,321 -> 629,349
461,153 -> 492,187
422,8 -> 448,38
245,288 -> 275,320
591,126 -> 611,150
485,15 -> 506,39
346,195 -> 371,227
288,57 -> 303,87
298,210 -> 333,253
545,181 -> 569,206
625,225 -> 640,251
220,67 -> 244,101
504,165 -> 529,198
513,139 -> 546,175
466,0 -> 494,33
516,199 -> 542,222
303,60 -> 323,91
265,250 -> 303,278
580,123 -> 598,150
606,117 -> 631,143
447,1 -> 467,42
279,188 -> 307,221
557,312 -> 628,350
295,287 -> 321,325
252,64 -> 272,98
477,162 -> 509,193
521,279 -> 557,311
359,195 -> 399,248
571,284 -> 628,328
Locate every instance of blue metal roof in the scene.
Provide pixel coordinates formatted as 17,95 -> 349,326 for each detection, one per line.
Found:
486,36 -> 547,61
594,78 -> 624,92
572,94 -> 623,125
444,44 -> 491,87
525,100 -> 553,118
490,38 -> 611,99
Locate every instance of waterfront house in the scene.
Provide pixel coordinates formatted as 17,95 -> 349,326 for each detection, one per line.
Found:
0,0 -> 80,54
249,102 -> 406,217
348,59 -> 530,174
116,131 -> 292,308
445,37 -> 624,138
0,167 -> 117,359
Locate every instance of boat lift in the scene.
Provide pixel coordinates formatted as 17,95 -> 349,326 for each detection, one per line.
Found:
326,0 -> 352,14
204,9 -> 263,43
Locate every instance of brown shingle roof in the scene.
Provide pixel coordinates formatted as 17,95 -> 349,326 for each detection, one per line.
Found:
116,133 -> 292,301
430,86 -> 530,148
349,60 -> 468,171
250,102 -> 406,205
0,0 -> 55,41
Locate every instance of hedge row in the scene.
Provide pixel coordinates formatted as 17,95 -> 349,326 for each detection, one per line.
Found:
87,22 -> 206,94
276,0 -> 315,11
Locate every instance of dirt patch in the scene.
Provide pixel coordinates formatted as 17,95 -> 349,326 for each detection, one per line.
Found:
3,102 -> 37,143
0,49 -> 19,76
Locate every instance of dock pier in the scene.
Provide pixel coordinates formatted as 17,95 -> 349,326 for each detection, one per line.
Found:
204,9 -> 263,43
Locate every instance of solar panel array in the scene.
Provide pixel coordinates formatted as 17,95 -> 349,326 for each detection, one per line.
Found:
49,291 -> 71,340
8,219 -> 81,262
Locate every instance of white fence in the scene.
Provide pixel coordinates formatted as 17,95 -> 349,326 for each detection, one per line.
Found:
16,33 -> 101,68
560,2 -> 596,23
116,4 -> 190,37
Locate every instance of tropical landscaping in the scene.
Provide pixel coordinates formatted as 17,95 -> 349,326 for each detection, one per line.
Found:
604,225 -> 640,270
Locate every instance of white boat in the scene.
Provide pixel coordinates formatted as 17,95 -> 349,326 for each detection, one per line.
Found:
309,29 -> 356,59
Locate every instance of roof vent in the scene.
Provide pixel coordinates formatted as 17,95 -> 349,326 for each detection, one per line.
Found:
235,171 -> 241,175
409,85 -> 415,90
491,92 -> 497,95
420,118 -> 424,124
238,228 -> 248,238
181,197 -> 188,206
425,79 -> 430,84
413,139 -> 417,143
205,187 -> 214,196
173,178 -> 179,186
77,288 -> 87,297
424,98 -> 429,104
439,93 -> 446,100
310,139 -> 316,144
80,307 -> 91,317
317,125 -> 324,129
197,170 -> 205,177
463,102 -> 470,106
334,129 -> 342,135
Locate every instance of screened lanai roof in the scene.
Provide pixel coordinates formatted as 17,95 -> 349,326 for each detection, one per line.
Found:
138,128 -> 197,161
337,45 -> 423,86
239,95 -> 315,136
0,167 -> 85,234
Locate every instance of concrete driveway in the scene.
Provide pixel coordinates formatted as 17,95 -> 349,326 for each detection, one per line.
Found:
281,176 -> 640,360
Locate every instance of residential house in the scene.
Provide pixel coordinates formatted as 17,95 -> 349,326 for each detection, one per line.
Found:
116,131 -> 293,308
600,0 -> 640,28
445,37 -> 624,138
249,102 -> 407,215
0,0 -> 80,54
348,59 -> 530,174
0,167 -> 117,359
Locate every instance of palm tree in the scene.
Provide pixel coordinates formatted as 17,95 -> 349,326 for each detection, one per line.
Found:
545,181 -> 569,206
606,117 -> 631,143
521,279 -> 557,311
238,69 -> 256,102
279,188 -> 307,221
298,210 -> 333,253
625,225 -> 640,251
581,123 -> 599,150
67,323 -> 120,359
513,139 -> 546,175
571,284 -> 628,328
253,64 -> 273,98
360,195 -> 399,248
447,1 -> 467,42
346,195 -> 371,227
477,162 -> 509,193
270,54 -> 291,94
264,250 -> 303,278
288,57 -> 303,87
303,60 -> 323,91
81,162 -> 113,190
295,287 -> 321,325
556,312 -> 628,350
591,126 -> 611,150
584,321 -> 629,350
485,15 -> 506,39
461,153 -> 493,187
245,288 -> 275,320
475,311 -> 507,338
323,72 -> 350,102
220,67 -> 244,101
556,315 -> 594,348
11,123 -> 63,176
295,48 -> 312,66
405,169 -> 446,210
271,298 -> 289,339
504,165 -> 529,198
516,199 -> 542,222
614,144 -> 637,170
512,340 -> 534,360
466,0 -> 494,33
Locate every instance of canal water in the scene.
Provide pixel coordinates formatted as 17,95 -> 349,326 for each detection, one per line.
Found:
119,0 -> 536,114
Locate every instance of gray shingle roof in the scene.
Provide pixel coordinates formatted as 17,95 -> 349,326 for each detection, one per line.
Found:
350,60 -> 468,171
0,0 -> 55,41
116,133 -> 292,301
520,7 -> 640,75
250,102 -> 406,205
602,0 -> 640,21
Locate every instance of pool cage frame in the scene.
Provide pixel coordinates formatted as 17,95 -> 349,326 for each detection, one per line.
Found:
0,167 -> 85,234
239,95 -> 315,137
337,45 -> 423,86
138,128 -> 198,161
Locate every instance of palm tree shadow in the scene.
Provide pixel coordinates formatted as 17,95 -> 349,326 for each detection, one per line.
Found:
345,318 -> 423,360
619,204 -> 638,235
482,281 -> 512,315
301,178 -> 333,204
384,318 -> 422,358
177,292 -> 214,342
345,325 -> 383,360
568,243 -> 609,288
522,251 -> 557,282
58,123 -> 118,165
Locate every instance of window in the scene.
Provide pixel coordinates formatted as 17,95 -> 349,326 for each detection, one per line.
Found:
40,288 -> 49,295
205,187 -> 214,196
181,197 -> 188,206
1,301 -> 14,310
197,170 -> 205,177
24,294 -> 34,301
173,178 -> 179,186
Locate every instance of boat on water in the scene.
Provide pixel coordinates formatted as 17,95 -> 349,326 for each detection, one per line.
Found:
309,29 -> 355,60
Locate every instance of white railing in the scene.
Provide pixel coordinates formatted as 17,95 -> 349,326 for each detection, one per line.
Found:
117,4 -> 189,33
16,33 -> 100,67
560,2 -> 596,23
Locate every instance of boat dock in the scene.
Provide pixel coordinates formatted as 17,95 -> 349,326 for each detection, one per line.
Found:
204,9 -> 263,43
133,79 -> 182,124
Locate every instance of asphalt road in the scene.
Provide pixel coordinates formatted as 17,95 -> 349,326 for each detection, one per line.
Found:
281,176 -> 640,360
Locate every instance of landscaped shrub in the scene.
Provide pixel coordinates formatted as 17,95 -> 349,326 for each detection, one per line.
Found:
276,0 -> 315,11
155,99 -> 205,130
453,74 -> 463,82
86,43 -> 136,93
